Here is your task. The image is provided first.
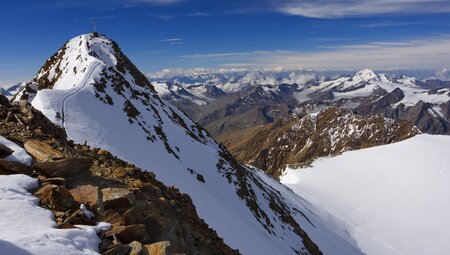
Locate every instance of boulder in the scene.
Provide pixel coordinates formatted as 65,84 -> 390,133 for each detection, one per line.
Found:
70,185 -> 103,213
0,143 -> 14,157
143,241 -> 171,255
97,149 -> 111,156
32,158 -> 93,178
102,187 -> 135,211
121,206 -> 150,225
35,184 -> 79,211
24,140 -> 64,161
116,224 -> 149,244
0,158 -> 31,175
105,225 -> 127,238
103,244 -> 130,255
96,209 -> 125,227
128,241 -> 143,255
112,166 -> 128,178
63,209 -> 93,225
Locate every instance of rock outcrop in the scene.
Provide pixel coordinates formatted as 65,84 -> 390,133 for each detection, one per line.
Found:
222,108 -> 420,178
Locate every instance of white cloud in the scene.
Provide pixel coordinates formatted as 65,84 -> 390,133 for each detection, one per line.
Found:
276,0 -> 450,18
179,36 -> 450,70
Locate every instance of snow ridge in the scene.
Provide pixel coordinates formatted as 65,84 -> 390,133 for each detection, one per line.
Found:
17,33 -> 363,255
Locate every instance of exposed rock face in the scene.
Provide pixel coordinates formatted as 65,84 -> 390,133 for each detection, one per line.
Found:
143,241 -> 171,255
69,184 -> 103,213
0,158 -> 31,175
222,108 -> 420,178
24,140 -> 65,161
35,184 -> 79,211
32,158 -> 93,178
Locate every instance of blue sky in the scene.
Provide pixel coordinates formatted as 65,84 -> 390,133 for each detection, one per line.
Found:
1,0 -> 450,85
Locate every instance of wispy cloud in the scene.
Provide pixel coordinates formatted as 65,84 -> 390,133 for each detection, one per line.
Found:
187,12 -> 210,17
360,21 -> 428,28
275,0 -> 450,18
160,38 -> 183,45
180,35 -> 450,69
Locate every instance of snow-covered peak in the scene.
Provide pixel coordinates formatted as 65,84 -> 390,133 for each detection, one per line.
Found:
353,68 -> 379,82
18,33 -> 362,255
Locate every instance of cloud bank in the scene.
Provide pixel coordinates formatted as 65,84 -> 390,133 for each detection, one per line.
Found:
276,0 -> 450,18
180,36 -> 450,70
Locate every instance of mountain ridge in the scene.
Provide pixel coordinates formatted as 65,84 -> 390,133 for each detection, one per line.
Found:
15,33 -> 362,255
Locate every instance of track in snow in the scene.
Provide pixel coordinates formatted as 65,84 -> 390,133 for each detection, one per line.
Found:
60,62 -> 101,140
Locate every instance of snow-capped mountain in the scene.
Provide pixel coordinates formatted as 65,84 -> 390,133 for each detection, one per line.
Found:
16,33 -> 363,255
154,68 -> 450,136
222,108 -> 420,178
281,134 -> 450,255
0,82 -> 26,99
148,68 -> 336,93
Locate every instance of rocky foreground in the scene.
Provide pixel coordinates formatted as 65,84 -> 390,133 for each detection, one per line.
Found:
0,94 -> 239,255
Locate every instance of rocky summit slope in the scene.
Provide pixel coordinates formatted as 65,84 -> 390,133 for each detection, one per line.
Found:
0,94 -> 238,255
15,33 -> 363,255
220,108 -> 420,178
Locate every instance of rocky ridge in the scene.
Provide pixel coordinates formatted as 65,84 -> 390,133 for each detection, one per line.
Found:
11,33 -> 364,255
0,94 -> 239,255
220,108 -> 420,178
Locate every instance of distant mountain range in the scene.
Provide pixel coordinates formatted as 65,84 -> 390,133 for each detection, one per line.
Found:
150,68 -> 450,137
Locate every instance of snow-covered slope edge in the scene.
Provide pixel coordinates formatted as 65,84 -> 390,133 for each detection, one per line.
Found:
0,136 -> 102,255
17,33 -> 362,255
281,134 -> 450,255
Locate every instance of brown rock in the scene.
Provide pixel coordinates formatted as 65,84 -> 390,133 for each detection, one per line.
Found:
32,158 -> 93,178
35,184 -> 78,211
142,215 -> 162,240
121,206 -> 150,225
103,243 -> 130,255
0,143 -> 14,157
130,179 -> 144,189
128,241 -> 143,255
0,158 -> 31,175
24,140 -> 64,161
70,185 -> 103,212
63,209 -> 93,225
96,209 -> 125,227
117,224 -> 149,244
57,222 -> 76,229
143,241 -> 170,255
98,149 -> 110,156
112,166 -> 128,178
100,239 -> 115,252
102,187 -> 135,211
105,225 -> 127,238
41,177 -> 66,186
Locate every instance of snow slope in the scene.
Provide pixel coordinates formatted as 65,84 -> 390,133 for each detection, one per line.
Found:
281,134 -> 450,255
296,68 -> 450,107
17,33 -> 362,255
0,175 -> 103,255
0,135 -> 32,166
